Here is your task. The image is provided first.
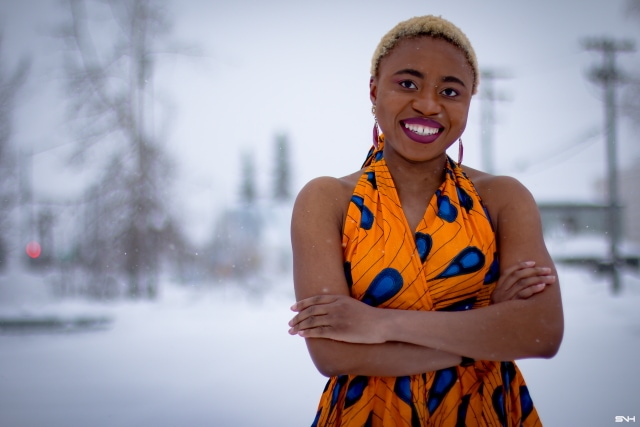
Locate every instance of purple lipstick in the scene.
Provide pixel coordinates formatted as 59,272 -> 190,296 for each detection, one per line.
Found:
400,118 -> 443,144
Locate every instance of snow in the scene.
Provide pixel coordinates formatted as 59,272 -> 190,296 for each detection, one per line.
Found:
546,234 -> 640,260
0,266 -> 639,427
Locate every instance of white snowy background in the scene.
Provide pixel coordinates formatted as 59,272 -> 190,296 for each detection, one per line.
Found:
0,0 -> 639,426
1,264 -> 639,427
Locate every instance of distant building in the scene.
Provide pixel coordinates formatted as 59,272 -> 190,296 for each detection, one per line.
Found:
620,161 -> 640,246
538,201 -> 640,272
537,202 -> 609,237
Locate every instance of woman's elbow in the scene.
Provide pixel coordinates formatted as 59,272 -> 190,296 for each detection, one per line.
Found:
313,360 -> 343,378
534,323 -> 564,359
307,339 -> 352,377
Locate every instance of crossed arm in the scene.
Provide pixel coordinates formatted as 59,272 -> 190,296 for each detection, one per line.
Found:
288,176 -> 564,377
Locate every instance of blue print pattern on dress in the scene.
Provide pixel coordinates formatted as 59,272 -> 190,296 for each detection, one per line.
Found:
345,376 -> 369,408
366,171 -> 377,189
437,296 -> 477,311
364,411 -> 374,427
501,362 -> 516,391
436,189 -> 458,222
330,375 -> 349,413
427,368 -> 458,414
394,376 -> 412,405
492,386 -> 507,427
520,385 -> 534,421
362,268 -> 403,307
350,195 -> 374,230
395,376 -> 422,427
344,261 -> 353,290
434,246 -> 486,279
414,232 -> 433,263
456,185 -> 474,213
310,409 -> 322,427
483,204 -> 495,231
456,394 -> 472,427
483,254 -> 500,285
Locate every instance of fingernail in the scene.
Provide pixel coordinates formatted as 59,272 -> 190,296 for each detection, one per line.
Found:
540,267 -> 551,274
524,261 -> 535,267
290,303 -> 297,311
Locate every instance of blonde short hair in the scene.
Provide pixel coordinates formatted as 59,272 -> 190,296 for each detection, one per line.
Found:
371,15 -> 479,94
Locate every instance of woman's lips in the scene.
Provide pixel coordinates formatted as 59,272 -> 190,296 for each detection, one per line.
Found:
400,118 -> 443,144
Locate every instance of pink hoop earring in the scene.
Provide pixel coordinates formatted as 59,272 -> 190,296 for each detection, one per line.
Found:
372,105 -> 379,148
457,138 -> 464,165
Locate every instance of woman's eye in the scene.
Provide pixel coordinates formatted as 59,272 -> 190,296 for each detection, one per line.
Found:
441,88 -> 459,97
399,80 -> 417,89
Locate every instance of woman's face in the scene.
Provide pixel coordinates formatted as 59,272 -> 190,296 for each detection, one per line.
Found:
370,36 -> 474,163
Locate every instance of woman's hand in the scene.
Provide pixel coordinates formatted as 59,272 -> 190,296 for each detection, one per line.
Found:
288,295 -> 388,344
491,261 -> 556,304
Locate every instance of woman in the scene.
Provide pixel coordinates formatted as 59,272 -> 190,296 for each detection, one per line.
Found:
288,15 -> 563,426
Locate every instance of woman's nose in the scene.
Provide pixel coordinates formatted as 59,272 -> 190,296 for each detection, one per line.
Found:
412,89 -> 442,115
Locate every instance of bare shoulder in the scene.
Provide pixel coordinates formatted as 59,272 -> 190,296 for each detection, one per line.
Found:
291,171 -> 363,300
292,170 -> 363,229
294,172 -> 360,206
462,166 -> 555,269
462,166 -> 536,212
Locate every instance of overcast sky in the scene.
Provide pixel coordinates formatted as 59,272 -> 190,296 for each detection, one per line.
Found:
1,0 -> 639,242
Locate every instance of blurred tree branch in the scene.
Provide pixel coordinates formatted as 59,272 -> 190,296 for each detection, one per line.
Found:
0,33 -> 30,270
59,0 -> 185,298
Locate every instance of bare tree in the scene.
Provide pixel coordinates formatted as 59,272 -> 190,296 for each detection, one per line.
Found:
273,133 -> 291,202
0,34 -> 29,271
59,0 -> 179,298
240,151 -> 257,205
627,0 -> 640,16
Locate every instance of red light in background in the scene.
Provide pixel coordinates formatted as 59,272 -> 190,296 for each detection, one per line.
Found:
26,241 -> 41,259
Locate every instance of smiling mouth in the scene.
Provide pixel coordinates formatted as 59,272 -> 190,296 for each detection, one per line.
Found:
403,122 -> 442,136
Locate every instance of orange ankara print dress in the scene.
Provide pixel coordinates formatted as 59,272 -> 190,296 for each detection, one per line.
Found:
311,140 -> 541,427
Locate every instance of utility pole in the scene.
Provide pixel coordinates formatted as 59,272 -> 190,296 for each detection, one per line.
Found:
479,69 -> 511,174
583,37 -> 635,293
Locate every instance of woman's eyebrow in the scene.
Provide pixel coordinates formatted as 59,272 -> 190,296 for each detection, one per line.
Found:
442,75 -> 466,87
393,68 -> 424,79
393,69 -> 467,88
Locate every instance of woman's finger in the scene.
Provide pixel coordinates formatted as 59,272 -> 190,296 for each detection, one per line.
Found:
288,303 -> 329,328
511,275 -> 556,299
492,265 -> 555,303
515,283 -> 547,299
297,326 -> 333,339
289,313 -> 325,334
502,260 -> 536,278
290,294 -> 339,312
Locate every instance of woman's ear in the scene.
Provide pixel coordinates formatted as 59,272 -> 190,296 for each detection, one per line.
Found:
369,77 -> 378,105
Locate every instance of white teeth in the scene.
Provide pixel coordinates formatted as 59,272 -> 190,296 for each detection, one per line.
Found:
404,123 -> 440,136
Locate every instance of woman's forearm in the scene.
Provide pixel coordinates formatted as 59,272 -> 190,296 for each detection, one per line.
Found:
290,283 -> 563,363
306,338 -> 461,377
381,290 -> 563,361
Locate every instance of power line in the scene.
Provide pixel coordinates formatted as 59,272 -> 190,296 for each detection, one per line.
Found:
582,36 -> 635,293
504,127 -> 601,175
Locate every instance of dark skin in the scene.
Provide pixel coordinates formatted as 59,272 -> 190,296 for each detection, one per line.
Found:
288,37 -> 564,377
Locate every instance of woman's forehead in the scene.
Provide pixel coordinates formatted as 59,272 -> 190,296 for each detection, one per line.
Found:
378,37 -> 474,79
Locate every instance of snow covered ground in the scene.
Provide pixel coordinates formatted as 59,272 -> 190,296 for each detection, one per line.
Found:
0,265 -> 639,427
